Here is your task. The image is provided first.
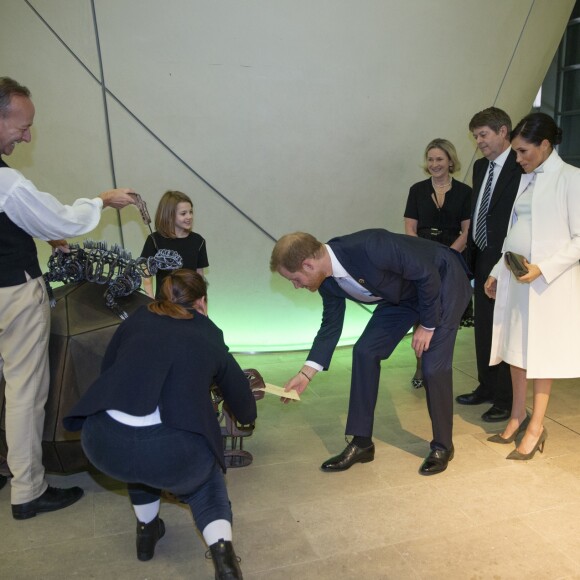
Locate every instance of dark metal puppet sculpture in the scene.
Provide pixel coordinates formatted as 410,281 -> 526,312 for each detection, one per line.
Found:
43,241 -> 182,319
43,193 -> 182,319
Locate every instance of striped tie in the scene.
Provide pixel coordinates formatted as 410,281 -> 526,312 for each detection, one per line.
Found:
474,161 -> 495,250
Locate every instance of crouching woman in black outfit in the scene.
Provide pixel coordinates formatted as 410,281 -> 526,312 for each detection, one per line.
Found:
64,270 -> 256,579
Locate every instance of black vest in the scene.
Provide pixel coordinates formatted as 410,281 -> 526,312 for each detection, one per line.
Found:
0,157 -> 42,287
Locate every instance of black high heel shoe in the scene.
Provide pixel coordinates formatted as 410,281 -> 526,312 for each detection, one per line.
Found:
506,428 -> 547,460
411,368 -> 424,389
487,414 -> 530,444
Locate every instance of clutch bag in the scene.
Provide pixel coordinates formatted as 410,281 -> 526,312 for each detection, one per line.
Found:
504,252 -> 528,277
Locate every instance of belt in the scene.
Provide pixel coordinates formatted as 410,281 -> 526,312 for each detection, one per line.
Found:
417,227 -> 459,237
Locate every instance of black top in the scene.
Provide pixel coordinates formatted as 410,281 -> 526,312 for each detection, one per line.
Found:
141,231 -> 209,296
0,156 -> 42,287
404,178 -> 472,246
63,306 -> 257,471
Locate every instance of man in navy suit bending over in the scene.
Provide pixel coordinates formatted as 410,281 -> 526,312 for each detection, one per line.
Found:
270,229 -> 472,475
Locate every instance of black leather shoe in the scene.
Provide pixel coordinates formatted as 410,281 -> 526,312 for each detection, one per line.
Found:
320,442 -> 375,472
419,446 -> 454,476
209,539 -> 243,579
136,516 -> 166,561
481,405 -> 511,422
455,391 -> 493,405
0,474 -> 7,491
12,485 -> 83,520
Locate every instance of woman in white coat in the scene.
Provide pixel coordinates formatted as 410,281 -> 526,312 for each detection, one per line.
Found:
484,113 -> 580,460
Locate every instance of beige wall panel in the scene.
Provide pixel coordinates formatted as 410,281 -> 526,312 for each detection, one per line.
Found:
1,0 -> 574,349
1,1 -> 124,269
495,0 -> 574,118
25,0 -> 102,77
106,95 -> 373,348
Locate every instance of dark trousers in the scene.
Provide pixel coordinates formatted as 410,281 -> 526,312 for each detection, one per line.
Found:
473,250 -> 513,410
82,412 -> 232,531
345,254 -> 472,450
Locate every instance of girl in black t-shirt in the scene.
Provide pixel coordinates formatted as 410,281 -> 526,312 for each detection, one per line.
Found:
141,190 -> 208,298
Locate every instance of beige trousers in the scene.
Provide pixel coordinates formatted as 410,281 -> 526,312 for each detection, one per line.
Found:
0,275 -> 50,504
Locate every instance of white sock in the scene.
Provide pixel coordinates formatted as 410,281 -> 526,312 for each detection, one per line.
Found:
133,500 -> 160,524
202,519 -> 232,545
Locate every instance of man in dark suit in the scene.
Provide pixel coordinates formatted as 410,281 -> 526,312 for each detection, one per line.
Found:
455,107 -> 522,422
270,229 -> 472,475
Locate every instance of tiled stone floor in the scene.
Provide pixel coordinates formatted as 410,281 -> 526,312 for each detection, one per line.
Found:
2,328 -> 580,579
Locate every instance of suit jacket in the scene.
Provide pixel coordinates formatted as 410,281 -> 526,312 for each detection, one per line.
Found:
467,149 -> 522,279
64,306 -> 257,470
307,229 -> 469,369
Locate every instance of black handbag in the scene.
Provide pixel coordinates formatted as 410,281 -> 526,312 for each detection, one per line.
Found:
504,252 -> 529,277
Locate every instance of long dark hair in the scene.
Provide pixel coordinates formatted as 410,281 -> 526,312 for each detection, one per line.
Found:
148,269 -> 207,319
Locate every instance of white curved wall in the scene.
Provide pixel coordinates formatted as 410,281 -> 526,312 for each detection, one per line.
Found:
1,0 -> 574,350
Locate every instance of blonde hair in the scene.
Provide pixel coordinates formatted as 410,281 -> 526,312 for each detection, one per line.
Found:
422,138 -> 461,175
154,190 -> 193,238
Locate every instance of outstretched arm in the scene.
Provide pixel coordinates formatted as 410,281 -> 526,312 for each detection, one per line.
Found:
98,188 -> 137,209
282,365 -> 318,404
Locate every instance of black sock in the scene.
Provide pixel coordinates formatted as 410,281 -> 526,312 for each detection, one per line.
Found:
352,436 -> 372,448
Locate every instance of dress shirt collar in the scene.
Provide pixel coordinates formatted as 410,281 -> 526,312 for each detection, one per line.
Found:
491,145 -> 511,170
326,244 -> 349,278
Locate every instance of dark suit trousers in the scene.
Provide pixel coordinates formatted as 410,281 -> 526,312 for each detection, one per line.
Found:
473,248 -> 512,409
345,260 -> 471,450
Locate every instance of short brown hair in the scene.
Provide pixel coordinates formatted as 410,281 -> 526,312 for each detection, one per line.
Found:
154,190 -> 193,238
0,77 -> 31,117
270,232 -> 324,273
148,269 -> 207,319
422,138 -> 461,174
469,107 -> 512,134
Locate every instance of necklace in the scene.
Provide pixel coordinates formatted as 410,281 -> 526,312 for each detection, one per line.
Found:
431,177 -> 450,210
431,177 -> 451,189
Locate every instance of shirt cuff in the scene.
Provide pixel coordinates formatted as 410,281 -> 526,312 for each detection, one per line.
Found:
305,360 -> 324,372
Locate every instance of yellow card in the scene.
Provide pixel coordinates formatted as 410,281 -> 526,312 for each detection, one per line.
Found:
257,383 -> 301,401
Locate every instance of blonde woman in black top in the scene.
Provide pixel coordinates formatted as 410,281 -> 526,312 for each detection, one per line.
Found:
404,139 -> 472,388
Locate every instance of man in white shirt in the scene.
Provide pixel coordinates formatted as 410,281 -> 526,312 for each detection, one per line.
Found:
0,76 -> 136,519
